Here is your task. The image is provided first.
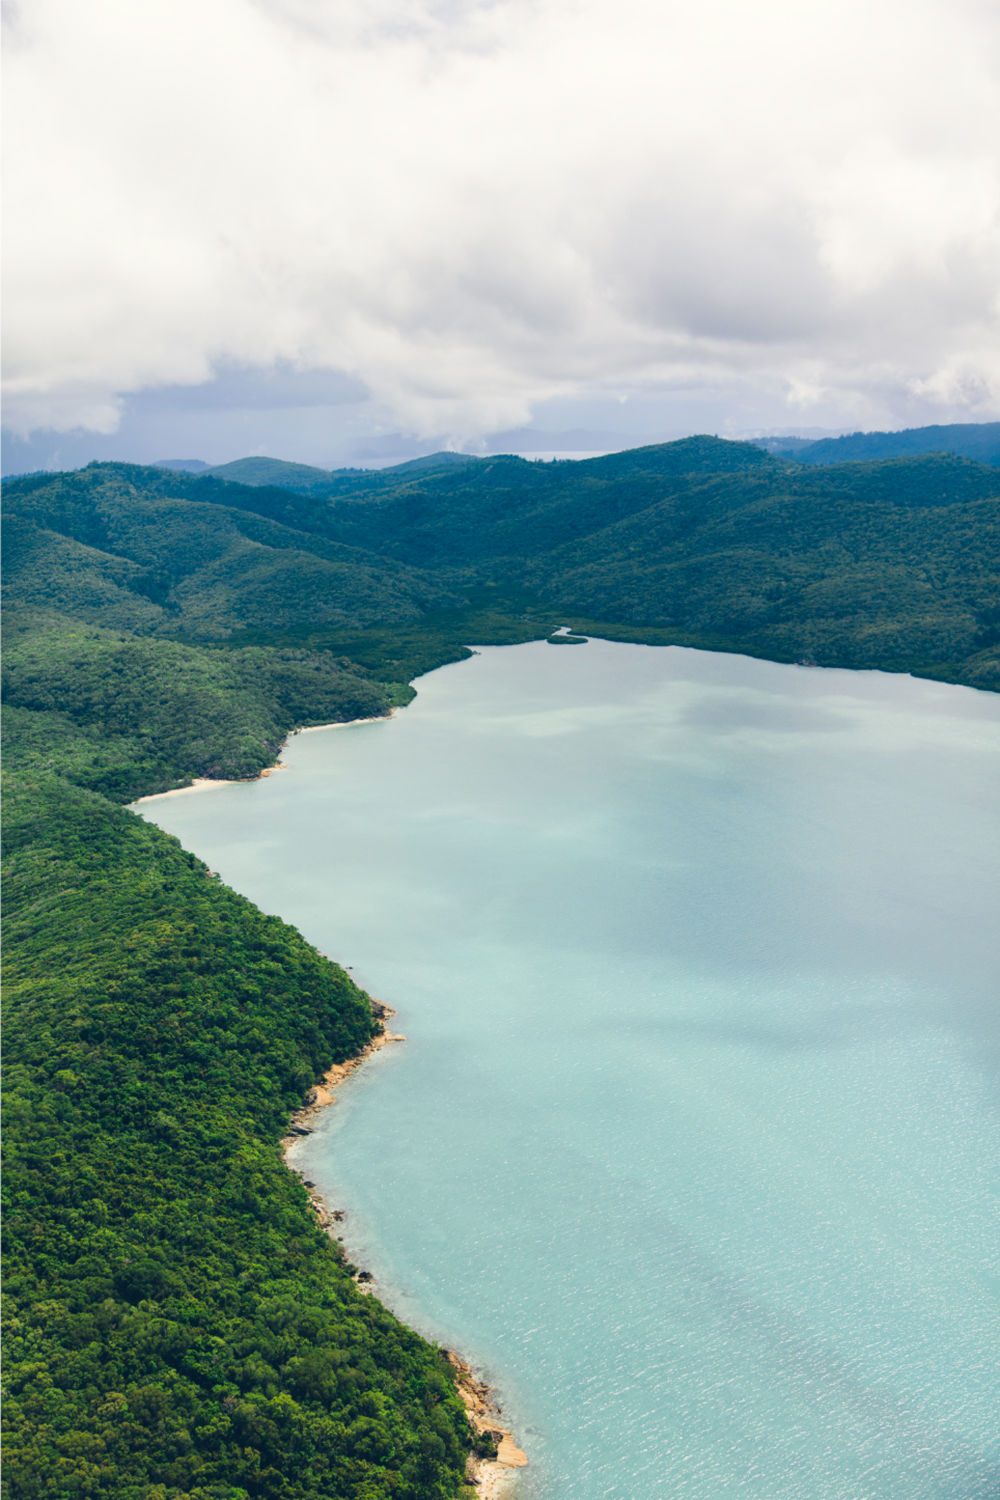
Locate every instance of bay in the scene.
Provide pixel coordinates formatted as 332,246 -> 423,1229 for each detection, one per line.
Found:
137,640 -> 1000,1499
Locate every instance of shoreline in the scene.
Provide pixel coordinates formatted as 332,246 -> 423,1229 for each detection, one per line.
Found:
281,1002 -> 528,1497
444,1351 -> 530,1496
132,713 -> 394,804
135,700 -> 527,1490
292,713 -> 393,734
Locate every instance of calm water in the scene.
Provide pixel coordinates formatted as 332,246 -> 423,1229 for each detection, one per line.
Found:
138,641 -> 1000,1500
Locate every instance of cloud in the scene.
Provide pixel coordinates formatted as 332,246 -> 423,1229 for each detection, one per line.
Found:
4,0 -> 1000,440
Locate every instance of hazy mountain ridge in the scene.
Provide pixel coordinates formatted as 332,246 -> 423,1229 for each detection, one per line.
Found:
759,421 -> 1000,466
200,450 -> 485,496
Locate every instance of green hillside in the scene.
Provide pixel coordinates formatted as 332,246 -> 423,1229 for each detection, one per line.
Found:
6,442 -> 999,687
209,439 -> 786,568
573,434 -> 778,479
3,463 -> 465,640
3,772 -> 475,1500
4,428 -> 999,1498
186,438 -> 998,690
379,451 -> 483,476
526,455 -> 1000,687
2,607 -> 404,801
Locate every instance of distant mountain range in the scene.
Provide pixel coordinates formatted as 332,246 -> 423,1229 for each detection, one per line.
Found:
148,420 -> 1000,495
755,421 -> 1000,466
183,449 -> 482,494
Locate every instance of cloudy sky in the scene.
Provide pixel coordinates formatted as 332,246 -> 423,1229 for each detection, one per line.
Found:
4,0 -> 1000,470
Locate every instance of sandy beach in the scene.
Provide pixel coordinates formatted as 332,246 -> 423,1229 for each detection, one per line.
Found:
282,1003 -> 528,1497
292,713 -> 394,735
133,713 -> 393,804
132,775 -> 242,803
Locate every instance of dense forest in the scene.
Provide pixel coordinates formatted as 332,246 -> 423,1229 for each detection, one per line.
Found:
4,428 -> 999,1498
6,435 -> 999,685
3,775 -> 478,1499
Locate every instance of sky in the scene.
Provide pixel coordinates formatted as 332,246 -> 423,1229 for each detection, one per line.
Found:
4,0 -> 1000,471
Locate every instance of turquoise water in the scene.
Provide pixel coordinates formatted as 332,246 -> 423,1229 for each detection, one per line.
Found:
138,641 -> 1000,1499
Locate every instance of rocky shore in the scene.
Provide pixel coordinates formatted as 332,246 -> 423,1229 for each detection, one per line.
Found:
282,1000 -> 528,1495
444,1350 -> 529,1495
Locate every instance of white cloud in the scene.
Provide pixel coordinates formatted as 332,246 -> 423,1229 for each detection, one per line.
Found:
4,0 -> 1000,439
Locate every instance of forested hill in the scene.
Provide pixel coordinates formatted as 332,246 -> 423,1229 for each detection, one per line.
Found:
3,461 -> 463,639
7,436 -> 999,687
4,431 -> 999,1498
3,771 -> 480,1499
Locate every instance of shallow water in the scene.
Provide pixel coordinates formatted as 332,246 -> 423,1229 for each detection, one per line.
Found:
138,641 -> 1000,1499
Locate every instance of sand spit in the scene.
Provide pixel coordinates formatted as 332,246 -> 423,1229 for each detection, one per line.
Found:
282,1002 -> 527,1496
131,764 -> 288,803
133,775 -> 242,803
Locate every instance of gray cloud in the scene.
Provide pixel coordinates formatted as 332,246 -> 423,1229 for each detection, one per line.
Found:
4,0 -> 999,445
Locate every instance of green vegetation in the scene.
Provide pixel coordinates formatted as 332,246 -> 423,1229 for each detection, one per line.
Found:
3,774 -> 473,1499
2,474 -> 482,1496
191,438 -> 1000,689
4,426 -> 998,1497
2,608 -> 406,801
3,463 -> 464,640
9,437 -> 997,688
528,455 -> 1000,689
